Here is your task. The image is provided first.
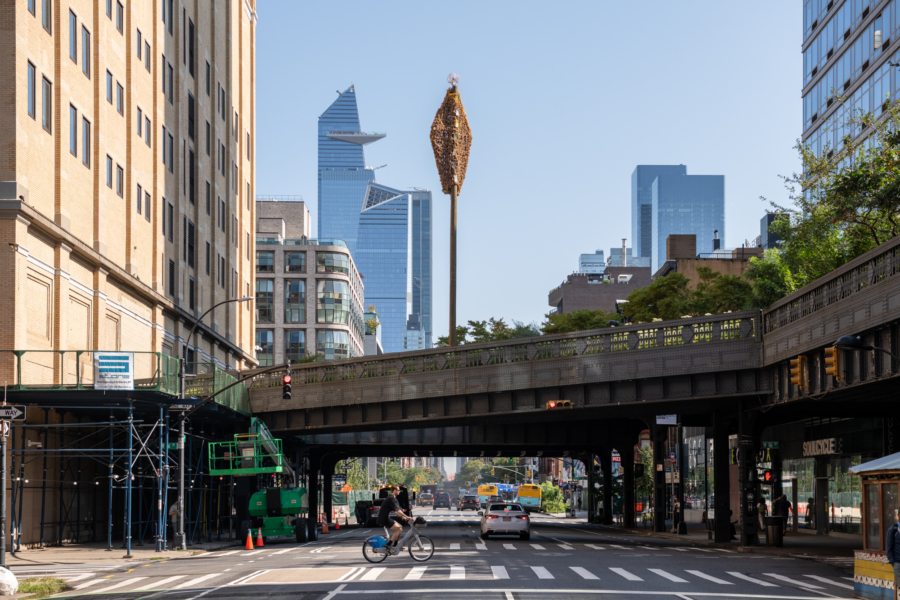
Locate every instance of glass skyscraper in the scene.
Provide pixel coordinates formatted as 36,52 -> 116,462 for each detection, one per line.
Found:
318,87 -> 432,353
650,174 -> 725,273
631,165 -> 687,266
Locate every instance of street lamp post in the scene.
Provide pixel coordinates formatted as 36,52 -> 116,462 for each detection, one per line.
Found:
176,296 -> 253,550
430,73 -> 472,347
834,335 -> 900,360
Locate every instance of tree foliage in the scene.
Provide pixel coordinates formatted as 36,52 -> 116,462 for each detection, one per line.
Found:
435,318 -> 541,347
620,269 -> 752,322
540,309 -> 622,334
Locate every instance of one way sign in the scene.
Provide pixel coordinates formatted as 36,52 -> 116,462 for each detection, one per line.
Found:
0,406 -> 25,421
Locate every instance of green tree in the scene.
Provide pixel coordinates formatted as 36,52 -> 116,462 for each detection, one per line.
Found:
691,267 -> 753,315
621,273 -> 693,322
743,249 -> 796,309
540,309 -> 622,334
458,459 -> 486,485
540,481 -> 566,513
436,318 -> 540,346
336,458 -> 372,491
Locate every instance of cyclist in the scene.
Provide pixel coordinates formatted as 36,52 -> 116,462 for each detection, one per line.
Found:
377,485 -> 411,552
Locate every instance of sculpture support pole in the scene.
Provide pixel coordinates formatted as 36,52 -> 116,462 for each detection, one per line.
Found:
450,182 -> 458,347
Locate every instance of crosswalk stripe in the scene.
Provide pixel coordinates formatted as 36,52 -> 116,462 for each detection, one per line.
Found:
271,547 -> 300,555
175,573 -> 221,589
610,568 -> 642,581
804,575 -> 854,590
530,544 -> 545,550
475,543 -> 487,550
242,550 -> 266,556
405,566 -> 427,580
671,548 -> 689,551
585,544 -> 605,550
62,574 -> 94,583
557,544 -> 574,550
689,548 -> 715,553
218,550 -> 240,556
763,573 -> 823,589
449,566 -> 465,580
92,577 -> 147,593
138,576 -> 186,590
449,543 -> 460,550
727,572 -> 778,587
492,566 -> 509,579
530,566 -> 553,580
503,544 -> 516,550
609,544 -> 630,550
571,567 -> 598,580
74,579 -> 106,590
360,568 -> 385,581
712,548 -> 734,553
687,570 -> 733,585
649,569 -> 687,583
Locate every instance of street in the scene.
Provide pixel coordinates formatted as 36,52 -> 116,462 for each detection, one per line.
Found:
33,510 -> 854,600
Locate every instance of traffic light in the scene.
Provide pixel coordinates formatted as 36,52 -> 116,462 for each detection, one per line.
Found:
789,355 -> 808,389
526,470 -> 532,478
491,468 -> 495,475
824,346 -> 843,381
282,372 -> 292,400
546,400 -> 573,409
762,470 -> 774,484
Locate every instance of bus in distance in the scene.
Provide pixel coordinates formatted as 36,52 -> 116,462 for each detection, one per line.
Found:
515,483 -> 541,512
477,484 -> 498,508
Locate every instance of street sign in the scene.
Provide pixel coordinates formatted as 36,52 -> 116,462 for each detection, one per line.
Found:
0,406 -> 25,421
656,414 -> 677,425
668,451 -> 677,463
656,464 -> 663,472
170,405 -> 193,411
94,352 -> 134,390
762,441 -> 780,449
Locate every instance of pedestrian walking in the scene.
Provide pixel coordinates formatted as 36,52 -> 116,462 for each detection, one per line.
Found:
885,517 -> 900,590
774,494 -> 792,534
806,497 -> 815,530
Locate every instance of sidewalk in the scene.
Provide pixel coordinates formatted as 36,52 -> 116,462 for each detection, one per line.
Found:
4,539 -> 241,566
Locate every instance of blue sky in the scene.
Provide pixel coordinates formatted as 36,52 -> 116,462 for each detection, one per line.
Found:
256,1 -> 800,340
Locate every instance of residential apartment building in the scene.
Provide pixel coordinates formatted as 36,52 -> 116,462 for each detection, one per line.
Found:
2,0 -> 258,376
255,199 -> 364,364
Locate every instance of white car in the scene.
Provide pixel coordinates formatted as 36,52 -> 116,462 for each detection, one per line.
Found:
480,502 -> 530,540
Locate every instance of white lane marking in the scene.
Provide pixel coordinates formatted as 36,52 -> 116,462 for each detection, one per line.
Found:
639,546 -> 659,550
842,577 -> 854,581
138,576 -> 187,590
62,574 -> 94,583
475,542 -> 487,550
338,568 -> 362,582
175,573 -> 222,589
360,567 -> 385,581
74,579 -> 107,590
712,548 -> 734,553
530,566 -> 554,579
449,543 -> 460,550
530,544 -> 545,550
449,566 -> 465,580
272,547 -> 300,555
557,544 -> 574,550
727,572 -> 778,587
671,547 -> 689,551
504,593 -> 514,600
321,583 -> 346,600
649,569 -> 687,583
229,571 -> 265,586
610,568 -> 642,581
608,544 -> 631,550
217,550 -> 240,556
764,573 -> 824,589
241,550 -> 266,556
689,548 -> 715,553
804,575 -> 854,590
492,566 -> 509,579
503,544 -> 516,550
686,570 -> 733,585
571,567 -> 599,580
405,566 -> 427,580
91,577 -> 147,593
585,544 -> 605,550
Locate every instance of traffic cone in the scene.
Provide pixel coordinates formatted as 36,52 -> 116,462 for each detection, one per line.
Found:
256,527 -> 264,547
245,529 -> 254,550
345,515 -> 349,528
335,518 -> 340,530
321,514 -> 329,534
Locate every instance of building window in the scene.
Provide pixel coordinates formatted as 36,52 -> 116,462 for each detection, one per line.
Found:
189,149 -> 195,204
167,133 -> 174,172
285,280 -> 305,323
206,61 -> 210,95
188,277 -> 195,310
205,121 -> 210,155
255,331 -> 273,367
28,0 -> 35,16
69,106 -> 77,156
285,331 -> 305,364
116,83 -> 123,115
27,63 -> 35,118
168,260 -> 175,296
137,108 -> 142,136
167,63 -> 173,104
316,280 -> 351,324
82,27 -> 90,77
106,156 -> 112,187
106,0 -> 111,18
206,181 -> 211,214
219,255 -> 225,288
167,202 -> 174,241
145,42 -> 151,72
41,78 -> 51,133
247,132 -> 251,160
255,280 -> 273,323
256,251 -> 274,273
188,19 -> 195,76
167,0 -> 173,34
145,117 -> 151,146
137,184 -> 142,214
187,220 -> 195,268
69,12 -> 77,62
316,252 -> 350,275
317,330 -> 350,361
106,71 -> 113,103
41,0 -> 51,33
285,252 -> 305,273
82,119 -> 90,167
145,192 -> 151,222
188,93 -> 195,140
136,29 -> 142,59
162,200 -> 166,236
205,242 -> 210,275
116,165 -> 123,197
116,2 -> 123,33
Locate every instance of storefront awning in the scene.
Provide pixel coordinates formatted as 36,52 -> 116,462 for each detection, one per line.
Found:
849,452 -> 900,474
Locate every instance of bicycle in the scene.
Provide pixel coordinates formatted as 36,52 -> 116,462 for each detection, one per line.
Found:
362,516 -> 433,563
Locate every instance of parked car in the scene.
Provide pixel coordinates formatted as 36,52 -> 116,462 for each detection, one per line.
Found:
458,495 -> 480,511
480,502 -> 530,540
418,492 -> 434,506
433,491 -> 452,509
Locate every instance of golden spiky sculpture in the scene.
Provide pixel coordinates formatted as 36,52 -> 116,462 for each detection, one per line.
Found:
430,86 -> 473,195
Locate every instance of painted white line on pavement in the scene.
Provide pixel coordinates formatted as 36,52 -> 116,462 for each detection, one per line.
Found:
136,576 -> 187,590
610,568 -> 642,581
321,583 -> 346,600
272,547 -> 300,555
61,574 -> 93,583
449,566 -> 465,580
503,544 -> 516,550
475,542 -> 487,550
671,548 -> 689,551
571,567 -> 599,580
217,550 -> 240,556
449,543 -> 460,550
530,544 -> 545,550
338,568 -> 362,582
585,544 -> 605,550
803,575 -> 854,590
687,571 -> 733,585
174,573 -> 224,589
763,574 -> 824,590
726,572 -> 778,587
74,579 -> 106,590
558,544 -> 574,550
91,577 -> 147,593
360,567 -> 385,581
405,566 -> 427,580
491,566 -> 509,579
530,566 -> 554,580
609,545 -> 631,550
689,548 -> 716,553
241,550 -> 266,556
649,569 -> 687,583
310,587 -> 864,598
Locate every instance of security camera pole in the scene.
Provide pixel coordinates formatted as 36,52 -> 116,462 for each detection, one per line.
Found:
430,73 -> 473,347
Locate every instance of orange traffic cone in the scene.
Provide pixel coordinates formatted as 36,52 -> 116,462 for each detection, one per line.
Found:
321,514 -> 329,534
345,515 -> 349,528
335,518 -> 340,530
256,528 -> 264,547
245,529 -> 254,550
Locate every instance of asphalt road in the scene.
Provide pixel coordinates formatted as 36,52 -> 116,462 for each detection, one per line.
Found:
31,509 -> 855,600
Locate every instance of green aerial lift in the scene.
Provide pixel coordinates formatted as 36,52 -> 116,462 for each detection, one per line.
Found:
208,417 -> 309,543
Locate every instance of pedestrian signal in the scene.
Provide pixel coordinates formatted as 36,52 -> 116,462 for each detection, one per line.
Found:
762,470 -> 774,483
824,346 -> 843,381
546,400 -> 573,409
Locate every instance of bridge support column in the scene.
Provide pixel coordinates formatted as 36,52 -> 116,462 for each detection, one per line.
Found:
652,425 -> 667,533
601,447 -> 613,526
738,408 -> 761,547
322,461 -> 335,525
713,413 -> 732,543
307,455 -> 320,541
621,454 -> 635,528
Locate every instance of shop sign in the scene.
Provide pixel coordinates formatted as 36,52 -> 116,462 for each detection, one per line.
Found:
656,415 -> 677,425
803,437 -> 842,457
